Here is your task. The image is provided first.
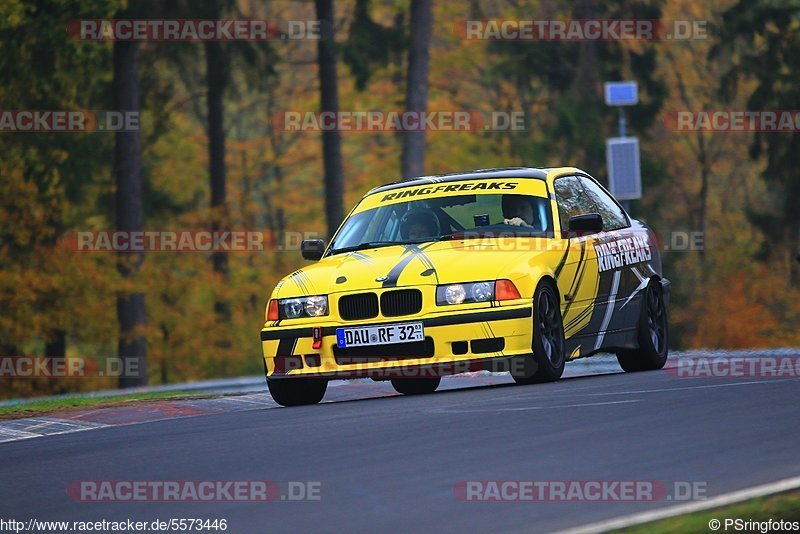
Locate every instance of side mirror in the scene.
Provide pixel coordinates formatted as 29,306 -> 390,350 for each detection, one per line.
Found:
301,239 -> 325,261
568,213 -> 604,237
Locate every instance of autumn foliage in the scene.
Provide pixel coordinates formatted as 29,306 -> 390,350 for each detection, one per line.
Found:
0,0 -> 798,398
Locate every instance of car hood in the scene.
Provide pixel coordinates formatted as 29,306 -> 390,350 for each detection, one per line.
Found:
273,240 -> 551,297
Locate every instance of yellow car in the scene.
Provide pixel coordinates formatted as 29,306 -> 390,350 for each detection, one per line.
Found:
261,167 -> 669,406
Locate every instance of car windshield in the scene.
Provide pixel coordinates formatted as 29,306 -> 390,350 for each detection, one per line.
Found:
329,193 -> 554,254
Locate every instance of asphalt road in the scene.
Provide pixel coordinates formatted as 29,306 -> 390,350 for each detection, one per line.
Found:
1,360 -> 800,533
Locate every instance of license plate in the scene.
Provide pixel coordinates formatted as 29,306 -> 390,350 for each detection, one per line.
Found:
336,322 -> 424,348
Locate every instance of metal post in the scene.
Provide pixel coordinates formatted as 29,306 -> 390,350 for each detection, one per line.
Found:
618,108 -> 631,214
605,81 -> 640,213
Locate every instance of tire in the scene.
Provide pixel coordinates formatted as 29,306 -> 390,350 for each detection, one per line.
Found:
391,377 -> 441,395
267,377 -> 327,406
512,281 -> 566,385
616,280 -> 668,372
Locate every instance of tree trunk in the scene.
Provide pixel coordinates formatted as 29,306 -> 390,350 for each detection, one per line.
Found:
575,0 -> 602,175
401,0 -> 433,179
315,0 -> 345,238
697,132 -> 709,267
791,226 -> 800,287
205,39 -> 231,322
44,330 -> 66,358
113,39 -> 147,388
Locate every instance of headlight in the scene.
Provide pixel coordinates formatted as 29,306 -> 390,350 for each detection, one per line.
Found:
471,281 -> 494,302
279,295 -> 328,318
305,296 -> 328,317
445,284 -> 467,305
437,281 -> 496,305
282,298 -> 305,318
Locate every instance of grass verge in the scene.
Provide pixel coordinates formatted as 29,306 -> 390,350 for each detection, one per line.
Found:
615,488 -> 800,533
0,391 -> 215,420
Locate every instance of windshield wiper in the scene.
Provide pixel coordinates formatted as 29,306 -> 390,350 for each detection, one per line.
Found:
437,231 -> 479,241
329,241 -> 402,255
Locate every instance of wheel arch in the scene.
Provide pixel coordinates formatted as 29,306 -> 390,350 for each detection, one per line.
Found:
535,274 -> 561,305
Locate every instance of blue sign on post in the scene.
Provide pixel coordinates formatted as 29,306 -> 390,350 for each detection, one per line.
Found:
604,82 -> 638,106
604,81 -> 640,206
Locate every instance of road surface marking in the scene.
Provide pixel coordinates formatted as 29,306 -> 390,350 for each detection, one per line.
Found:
428,399 -> 640,414
561,474 -> 800,534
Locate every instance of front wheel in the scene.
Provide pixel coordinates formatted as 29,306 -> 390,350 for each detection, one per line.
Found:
267,377 -> 328,406
616,280 -> 668,372
512,281 -> 566,385
391,377 -> 441,395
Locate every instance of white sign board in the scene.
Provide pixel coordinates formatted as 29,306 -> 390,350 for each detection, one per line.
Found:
606,137 -> 641,200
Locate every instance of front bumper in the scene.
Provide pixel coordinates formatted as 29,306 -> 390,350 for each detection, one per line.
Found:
261,305 -> 533,379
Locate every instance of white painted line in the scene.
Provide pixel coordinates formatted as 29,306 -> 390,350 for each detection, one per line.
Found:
7,417 -> 107,432
23,418 -> 87,432
569,377 -> 800,398
0,428 -> 41,443
0,420 -> 110,443
436,377 -> 798,408
491,399 -> 641,412
216,396 -> 273,406
430,399 -> 640,414
559,474 -> 800,534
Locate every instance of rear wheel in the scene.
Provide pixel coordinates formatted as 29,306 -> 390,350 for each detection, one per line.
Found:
391,377 -> 440,395
616,280 -> 668,372
267,377 -> 328,406
512,281 -> 566,384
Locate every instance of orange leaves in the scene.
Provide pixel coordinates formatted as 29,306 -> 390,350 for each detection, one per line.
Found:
682,267 -> 800,349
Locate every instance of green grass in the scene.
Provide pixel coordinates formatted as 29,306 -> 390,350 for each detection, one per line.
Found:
0,390 -> 210,419
615,489 -> 800,533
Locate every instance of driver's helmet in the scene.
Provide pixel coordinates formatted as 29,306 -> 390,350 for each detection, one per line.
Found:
399,208 -> 441,240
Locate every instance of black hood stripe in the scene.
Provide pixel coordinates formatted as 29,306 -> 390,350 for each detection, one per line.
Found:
381,243 -> 435,288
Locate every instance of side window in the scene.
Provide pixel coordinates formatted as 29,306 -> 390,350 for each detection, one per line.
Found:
577,177 -> 629,231
554,176 -> 594,233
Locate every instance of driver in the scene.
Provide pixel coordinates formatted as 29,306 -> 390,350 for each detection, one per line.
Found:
502,194 -> 535,227
400,209 -> 441,241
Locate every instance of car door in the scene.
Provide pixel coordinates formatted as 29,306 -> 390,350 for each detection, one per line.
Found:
575,174 -> 645,351
552,175 -> 602,358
